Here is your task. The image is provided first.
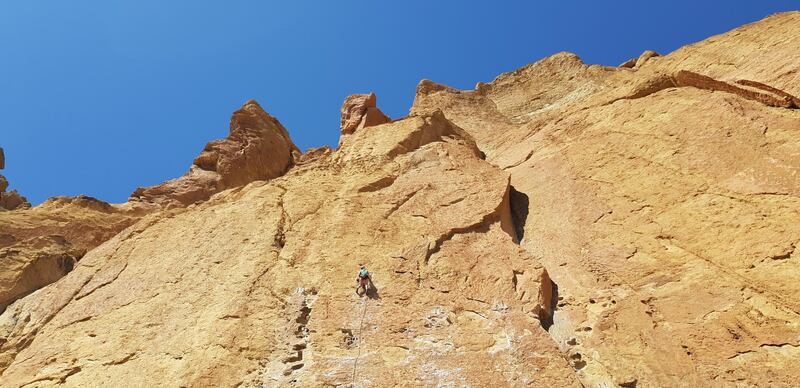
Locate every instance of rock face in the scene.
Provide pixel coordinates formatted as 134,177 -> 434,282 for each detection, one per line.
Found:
130,100 -> 300,207
0,196 -> 143,313
2,11 -> 800,387
0,111 -> 576,386
411,11 -> 800,387
0,147 -> 30,211
340,92 -> 390,135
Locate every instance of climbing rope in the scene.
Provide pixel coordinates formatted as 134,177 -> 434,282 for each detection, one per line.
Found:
350,298 -> 368,387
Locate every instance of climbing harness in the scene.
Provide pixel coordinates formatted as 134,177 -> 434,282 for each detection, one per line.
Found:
350,298 -> 368,387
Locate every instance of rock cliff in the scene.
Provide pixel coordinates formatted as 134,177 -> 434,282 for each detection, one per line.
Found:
411,11 -> 800,386
1,11 -> 800,387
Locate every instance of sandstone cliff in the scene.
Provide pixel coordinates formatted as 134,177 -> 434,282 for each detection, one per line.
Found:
1,11 -> 800,388
0,110 -> 575,386
411,11 -> 800,386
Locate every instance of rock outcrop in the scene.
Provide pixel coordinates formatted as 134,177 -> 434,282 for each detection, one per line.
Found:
0,195 -> 143,313
339,92 -> 391,136
674,70 -> 800,108
0,147 -> 30,211
619,50 -> 660,69
2,10 -> 800,388
130,100 -> 300,207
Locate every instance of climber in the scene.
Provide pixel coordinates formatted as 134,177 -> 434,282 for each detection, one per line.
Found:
355,265 -> 372,296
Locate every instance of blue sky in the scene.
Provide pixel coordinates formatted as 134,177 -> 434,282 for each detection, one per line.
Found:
1,2 -> 797,204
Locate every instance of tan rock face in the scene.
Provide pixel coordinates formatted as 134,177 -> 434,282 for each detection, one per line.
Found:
0,111 -> 576,387
2,11 -> 800,388
0,236 -> 82,313
340,92 -> 390,135
411,11 -> 800,387
131,100 -> 300,207
0,196 -> 143,313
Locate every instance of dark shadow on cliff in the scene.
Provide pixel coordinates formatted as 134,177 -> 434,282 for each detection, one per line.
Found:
509,186 -> 529,243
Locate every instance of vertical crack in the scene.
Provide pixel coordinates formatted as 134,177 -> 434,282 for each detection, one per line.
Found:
508,185 -> 529,243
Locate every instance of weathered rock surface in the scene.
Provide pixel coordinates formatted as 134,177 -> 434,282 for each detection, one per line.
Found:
2,10 -> 800,388
0,111 -> 576,386
130,100 -> 300,207
0,196 -> 143,314
411,10 -> 800,387
0,236 -> 82,313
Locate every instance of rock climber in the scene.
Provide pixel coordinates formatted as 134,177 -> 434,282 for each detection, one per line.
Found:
355,265 -> 372,296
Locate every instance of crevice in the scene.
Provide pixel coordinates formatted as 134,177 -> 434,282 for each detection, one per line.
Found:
273,187 -> 288,251
511,270 -> 523,292
539,279 -> 558,331
423,212 -> 495,263
74,261 -> 128,301
508,186 -> 529,242
357,175 -> 397,193
383,188 -> 423,218
602,71 -> 800,110
769,243 -> 795,260
603,74 -> 677,106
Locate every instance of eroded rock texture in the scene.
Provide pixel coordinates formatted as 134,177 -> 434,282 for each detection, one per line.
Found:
1,10 -> 800,388
412,11 -> 800,387
130,100 -> 300,207
0,111 -> 575,386
0,196 -> 143,314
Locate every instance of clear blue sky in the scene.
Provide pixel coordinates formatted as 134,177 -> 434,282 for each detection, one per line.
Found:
1,2 -> 797,204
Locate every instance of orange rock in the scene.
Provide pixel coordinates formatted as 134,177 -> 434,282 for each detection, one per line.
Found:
339,92 -> 390,136
131,100 -> 300,207
2,10 -> 800,388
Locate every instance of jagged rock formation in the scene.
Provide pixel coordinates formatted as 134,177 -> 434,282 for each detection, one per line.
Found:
338,92 -> 391,148
340,93 -> 391,135
130,100 -> 300,207
0,148 -> 30,211
2,11 -> 800,387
